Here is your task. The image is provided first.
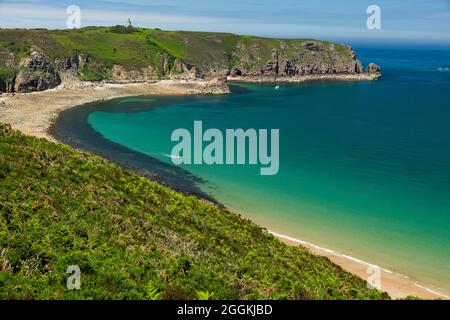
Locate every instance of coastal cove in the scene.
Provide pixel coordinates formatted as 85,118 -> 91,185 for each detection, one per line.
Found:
42,47 -> 450,299
1,46 -> 449,299
51,90 -> 446,298
1,0 -> 449,302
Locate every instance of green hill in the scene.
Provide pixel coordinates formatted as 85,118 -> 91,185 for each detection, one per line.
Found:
0,26 -> 372,93
0,124 -> 389,300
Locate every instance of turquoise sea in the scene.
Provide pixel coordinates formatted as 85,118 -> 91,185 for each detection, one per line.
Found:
53,46 -> 450,295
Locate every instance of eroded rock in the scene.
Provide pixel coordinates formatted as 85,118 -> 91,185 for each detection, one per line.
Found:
14,53 -> 61,93
111,64 -> 158,81
366,63 -> 381,73
170,59 -> 205,80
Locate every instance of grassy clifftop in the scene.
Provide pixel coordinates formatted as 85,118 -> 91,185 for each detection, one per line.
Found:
0,124 -> 389,300
0,26 -> 365,89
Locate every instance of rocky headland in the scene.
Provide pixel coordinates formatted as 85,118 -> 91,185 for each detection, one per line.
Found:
0,27 -> 380,95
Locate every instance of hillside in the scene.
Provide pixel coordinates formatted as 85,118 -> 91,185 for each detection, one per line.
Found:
0,26 -> 380,93
0,123 -> 389,299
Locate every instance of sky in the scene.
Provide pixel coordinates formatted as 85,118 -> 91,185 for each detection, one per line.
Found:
1,0 -> 450,45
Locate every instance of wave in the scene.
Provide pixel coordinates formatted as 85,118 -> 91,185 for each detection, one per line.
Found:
161,152 -> 181,160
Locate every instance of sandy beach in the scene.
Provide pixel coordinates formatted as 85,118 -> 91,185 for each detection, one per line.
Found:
274,232 -> 448,299
0,79 -> 446,300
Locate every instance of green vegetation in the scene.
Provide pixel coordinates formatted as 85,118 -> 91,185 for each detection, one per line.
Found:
1,41 -> 30,59
79,64 -> 111,82
109,25 -> 138,34
0,41 -> 30,80
0,67 -> 15,79
0,124 -> 389,300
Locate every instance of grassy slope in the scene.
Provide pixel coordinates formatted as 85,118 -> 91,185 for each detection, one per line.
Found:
0,124 -> 389,300
0,27 -> 354,80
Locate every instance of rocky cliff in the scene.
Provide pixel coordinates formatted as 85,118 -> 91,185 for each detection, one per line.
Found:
13,52 -> 61,93
0,27 -> 380,94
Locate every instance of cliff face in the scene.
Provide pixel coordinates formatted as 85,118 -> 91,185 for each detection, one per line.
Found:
230,41 -> 363,78
0,27 -> 380,93
14,52 -> 61,93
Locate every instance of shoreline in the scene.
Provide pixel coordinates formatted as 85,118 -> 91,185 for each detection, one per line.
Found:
0,79 -> 446,300
227,73 -> 381,83
271,232 -> 449,300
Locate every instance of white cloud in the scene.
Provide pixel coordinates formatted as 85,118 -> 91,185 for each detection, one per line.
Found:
1,2 -> 449,44
0,3 -> 237,28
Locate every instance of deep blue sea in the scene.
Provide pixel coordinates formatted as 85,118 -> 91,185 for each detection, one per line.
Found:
54,46 -> 450,295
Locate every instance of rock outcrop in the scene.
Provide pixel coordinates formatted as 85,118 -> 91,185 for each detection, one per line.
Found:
0,78 -> 6,94
170,59 -> 205,80
55,53 -> 88,72
13,53 -> 61,93
111,64 -> 159,81
54,53 -> 89,81
366,63 -> 381,73
228,41 -> 375,80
